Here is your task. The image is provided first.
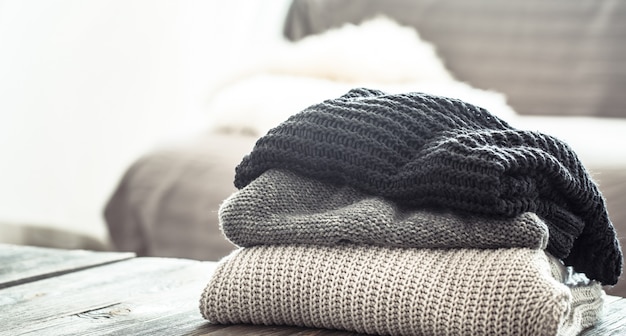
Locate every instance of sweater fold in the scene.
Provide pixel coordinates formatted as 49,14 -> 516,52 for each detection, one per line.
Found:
233,88 -> 622,285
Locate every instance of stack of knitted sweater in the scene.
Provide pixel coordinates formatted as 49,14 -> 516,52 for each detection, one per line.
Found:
199,88 -> 623,336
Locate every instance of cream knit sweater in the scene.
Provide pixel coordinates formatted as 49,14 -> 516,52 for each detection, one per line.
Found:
200,244 -> 603,336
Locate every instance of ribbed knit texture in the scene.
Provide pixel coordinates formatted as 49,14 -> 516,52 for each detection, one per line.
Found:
234,88 -> 622,285
200,244 -> 604,336
221,169 -> 549,250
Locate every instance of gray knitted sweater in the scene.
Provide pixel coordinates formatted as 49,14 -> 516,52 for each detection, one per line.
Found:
220,169 -> 549,250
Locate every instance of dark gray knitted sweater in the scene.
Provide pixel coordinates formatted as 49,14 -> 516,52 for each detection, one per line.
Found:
234,88 -> 622,285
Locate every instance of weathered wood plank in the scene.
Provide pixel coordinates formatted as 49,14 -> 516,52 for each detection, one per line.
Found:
4,259 -> 217,336
0,243 -> 134,288
0,257 -> 208,335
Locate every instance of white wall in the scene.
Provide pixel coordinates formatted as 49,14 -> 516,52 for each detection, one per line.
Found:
0,0 -> 290,246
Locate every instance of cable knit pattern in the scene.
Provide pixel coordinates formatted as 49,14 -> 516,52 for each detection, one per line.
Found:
234,88 -> 622,285
220,169 -> 549,250
200,244 -> 604,336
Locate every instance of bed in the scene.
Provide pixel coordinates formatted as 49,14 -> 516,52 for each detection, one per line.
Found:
104,0 -> 626,297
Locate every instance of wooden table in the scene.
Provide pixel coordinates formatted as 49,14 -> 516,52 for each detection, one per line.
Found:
1,244 -> 625,336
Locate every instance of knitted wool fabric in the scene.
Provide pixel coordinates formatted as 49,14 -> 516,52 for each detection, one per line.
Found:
200,244 -> 604,336
233,88 -> 622,285
220,169 -> 549,250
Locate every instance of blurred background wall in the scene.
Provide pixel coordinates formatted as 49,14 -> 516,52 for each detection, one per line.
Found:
0,0 -> 291,248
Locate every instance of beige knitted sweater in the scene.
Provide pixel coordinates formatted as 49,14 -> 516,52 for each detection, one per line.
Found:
200,244 -> 603,336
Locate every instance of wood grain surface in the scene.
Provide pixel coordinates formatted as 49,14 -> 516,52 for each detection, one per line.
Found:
0,243 -> 134,289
